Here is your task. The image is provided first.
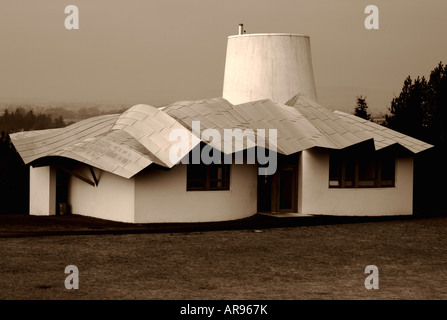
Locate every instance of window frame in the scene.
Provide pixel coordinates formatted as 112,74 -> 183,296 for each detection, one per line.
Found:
186,164 -> 231,191
329,151 -> 395,189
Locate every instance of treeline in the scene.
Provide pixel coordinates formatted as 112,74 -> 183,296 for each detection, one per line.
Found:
0,108 -> 68,214
0,105 -> 128,133
43,106 -> 127,121
355,61 -> 447,152
0,108 -> 66,133
0,105 -> 127,124
384,62 -> 447,151
384,62 -> 447,215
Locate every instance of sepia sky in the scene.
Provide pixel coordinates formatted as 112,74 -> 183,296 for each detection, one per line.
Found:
1,0 -> 446,114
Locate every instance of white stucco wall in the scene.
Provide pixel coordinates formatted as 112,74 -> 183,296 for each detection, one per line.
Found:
29,166 -> 56,216
298,148 -> 414,216
134,164 -> 258,223
68,167 -> 135,223
223,34 -> 318,104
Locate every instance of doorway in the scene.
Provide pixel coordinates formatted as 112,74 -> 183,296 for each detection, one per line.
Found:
56,169 -> 69,215
257,154 -> 298,213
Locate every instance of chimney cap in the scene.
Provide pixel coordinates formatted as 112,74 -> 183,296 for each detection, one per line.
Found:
238,24 -> 245,35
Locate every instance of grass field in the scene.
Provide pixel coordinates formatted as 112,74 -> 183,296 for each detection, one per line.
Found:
0,215 -> 446,300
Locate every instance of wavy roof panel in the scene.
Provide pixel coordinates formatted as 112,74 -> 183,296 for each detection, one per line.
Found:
10,95 -> 433,179
333,110 -> 433,153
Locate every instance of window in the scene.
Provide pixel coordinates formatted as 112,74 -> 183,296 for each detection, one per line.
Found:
187,164 -> 230,191
358,155 -> 377,187
379,157 -> 395,187
329,150 -> 395,188
328,153 -> 342,187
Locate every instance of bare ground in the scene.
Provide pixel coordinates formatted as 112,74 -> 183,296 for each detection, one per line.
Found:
0,214 -> 446,300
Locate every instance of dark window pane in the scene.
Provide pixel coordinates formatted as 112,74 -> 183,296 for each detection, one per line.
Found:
329,148 -> 395,189
344,180 -> 354,187
358,157 -> 376,180
187,180 -> 205,189
187,165 -> 207,190
188,165 -> 207,180
345,158 -> 356,187
381,157 -> 395,181
188,164 -> 230,191
209,165 -> 230,190
209,165 -> 224,180
210,180 -> 229,189
380,180 -> 394,187
329,152 -> 342,187
358,180 -> 376,187
358,156 -> 376,187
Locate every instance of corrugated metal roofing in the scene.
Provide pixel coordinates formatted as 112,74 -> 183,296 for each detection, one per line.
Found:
10,95 -> 433,178
10,105 -> 200,178
333,110 -> 433,153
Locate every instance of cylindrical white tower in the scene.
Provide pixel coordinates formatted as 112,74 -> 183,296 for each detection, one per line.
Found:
222,33 -> 318,105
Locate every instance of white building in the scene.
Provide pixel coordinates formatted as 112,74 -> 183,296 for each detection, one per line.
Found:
10,30 -> 433,223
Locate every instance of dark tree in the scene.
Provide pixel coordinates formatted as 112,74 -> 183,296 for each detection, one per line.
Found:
0,107 -> 66,132
384,62 -> 447,148
354,95 -> 371,120
383,62 -> 447,216
384,76 -> 429,142
426,62 -> 447,148
0,130 -> 29,214
53,116 -> 66,128
0,107 -> 67,214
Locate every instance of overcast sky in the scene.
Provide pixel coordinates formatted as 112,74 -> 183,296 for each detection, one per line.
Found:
1,0 -> 446,114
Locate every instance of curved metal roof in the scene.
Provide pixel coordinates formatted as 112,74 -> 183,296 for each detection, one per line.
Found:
9,95 -> 433,178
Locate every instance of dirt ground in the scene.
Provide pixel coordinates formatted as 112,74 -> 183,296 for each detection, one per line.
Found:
0,214 -> 446,301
